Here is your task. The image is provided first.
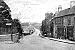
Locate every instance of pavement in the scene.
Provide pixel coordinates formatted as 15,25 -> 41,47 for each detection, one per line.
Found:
44,37 -> 75,44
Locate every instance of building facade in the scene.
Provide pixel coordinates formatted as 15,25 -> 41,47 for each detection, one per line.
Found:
50,6 -> 75,40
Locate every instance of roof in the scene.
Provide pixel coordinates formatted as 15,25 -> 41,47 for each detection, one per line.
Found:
57,6 -> 75,17
47,6 -> 75,22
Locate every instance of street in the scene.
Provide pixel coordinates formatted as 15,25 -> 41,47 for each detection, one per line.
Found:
1,0 -> 75,50
0,28 -> 75,50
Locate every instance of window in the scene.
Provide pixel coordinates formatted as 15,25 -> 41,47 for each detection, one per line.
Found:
68,17 -> 71,25
55,18 -> 62,25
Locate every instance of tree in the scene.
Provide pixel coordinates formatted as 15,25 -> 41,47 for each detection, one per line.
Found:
0,0 -> 11,20
41,12 -> 54,37
45,12 -> 54,20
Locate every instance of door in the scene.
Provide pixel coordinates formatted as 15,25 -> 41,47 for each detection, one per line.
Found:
67,26 -> 74,40
57,26 -> 64,39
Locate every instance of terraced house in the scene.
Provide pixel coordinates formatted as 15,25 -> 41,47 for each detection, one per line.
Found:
50,1 -> 75,40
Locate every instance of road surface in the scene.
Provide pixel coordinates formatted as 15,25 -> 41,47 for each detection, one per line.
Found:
0,28 -> 75,50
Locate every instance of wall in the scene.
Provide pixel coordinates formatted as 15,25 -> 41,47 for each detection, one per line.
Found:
73,16 -> 75,40
63,16 -> 68,26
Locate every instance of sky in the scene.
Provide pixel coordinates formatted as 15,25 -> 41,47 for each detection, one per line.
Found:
4,0 -> 73,23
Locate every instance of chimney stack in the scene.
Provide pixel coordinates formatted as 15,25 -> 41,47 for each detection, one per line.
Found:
70,1 -> 75,8
58,5 -> 62,12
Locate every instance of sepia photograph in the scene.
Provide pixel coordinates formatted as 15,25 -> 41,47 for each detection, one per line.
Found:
0,0 -> 75,50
